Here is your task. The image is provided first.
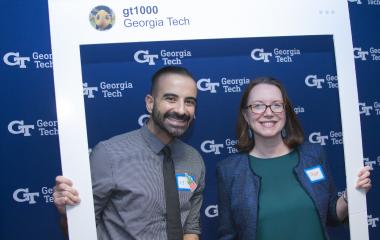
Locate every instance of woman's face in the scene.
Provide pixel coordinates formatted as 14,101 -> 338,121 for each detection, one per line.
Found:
244,83 -> 286,142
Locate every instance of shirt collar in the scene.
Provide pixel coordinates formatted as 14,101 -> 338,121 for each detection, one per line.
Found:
140,124 -> 167,154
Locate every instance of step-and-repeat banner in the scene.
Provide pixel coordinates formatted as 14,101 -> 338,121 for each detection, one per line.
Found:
1,1 -> 379,240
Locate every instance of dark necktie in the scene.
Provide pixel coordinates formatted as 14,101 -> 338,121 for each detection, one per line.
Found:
162,146 -> 183,240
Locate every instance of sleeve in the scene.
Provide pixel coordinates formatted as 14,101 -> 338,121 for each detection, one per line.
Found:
216,163 -> 238,240
90,142 -> 116,225
319,147 -> 342,226
183,155 -> 206,235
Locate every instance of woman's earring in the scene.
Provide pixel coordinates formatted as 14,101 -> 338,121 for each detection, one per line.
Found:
248,128 -> 253,139
281,128 -> 287,138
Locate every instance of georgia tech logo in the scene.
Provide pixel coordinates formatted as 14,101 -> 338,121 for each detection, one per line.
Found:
197,78 -> 220,93
359,102 -> 373,116
305,75 -> 325,89
3,52 -> 30,68
363,157 -> 373,170
83,83 -> 98,98
251,48 -> 272,62
8,120 -> 34,136
138,114 -> 150,126
353,47 -> 369,61
308,132 -> 329,146
368,215 -> 379,228
348,0 -> 362,4
363,157 -> 380,170
205,205 -> 218,218
201,140 -> 224,154
13,188 -> 40,204
304,74 -> 338,89
134,50 -> 159,65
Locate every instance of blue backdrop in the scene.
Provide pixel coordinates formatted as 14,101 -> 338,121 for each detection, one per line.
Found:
1,1 -> 379,239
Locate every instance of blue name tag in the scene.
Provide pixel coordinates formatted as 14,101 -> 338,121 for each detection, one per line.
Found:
176,173 -> 197,192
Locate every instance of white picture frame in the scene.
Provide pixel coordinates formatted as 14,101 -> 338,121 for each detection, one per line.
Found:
48,0 -> 368,239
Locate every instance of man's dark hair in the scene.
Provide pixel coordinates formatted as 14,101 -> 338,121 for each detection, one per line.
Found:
150,66 -> 194,95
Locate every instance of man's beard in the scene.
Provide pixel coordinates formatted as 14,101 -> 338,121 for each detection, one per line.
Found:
151,104 -> 192,137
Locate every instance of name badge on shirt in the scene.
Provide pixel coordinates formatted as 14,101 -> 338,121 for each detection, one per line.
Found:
304,165 -> 326,183
176,173 -> 197,192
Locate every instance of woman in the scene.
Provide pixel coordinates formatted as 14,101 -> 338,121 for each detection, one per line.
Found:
216,77 -> 371,240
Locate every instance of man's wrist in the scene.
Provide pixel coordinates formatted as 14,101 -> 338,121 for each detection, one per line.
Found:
342,189 -> 348,204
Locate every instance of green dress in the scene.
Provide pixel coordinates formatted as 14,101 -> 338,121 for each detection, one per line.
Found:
250,151 -> 326,240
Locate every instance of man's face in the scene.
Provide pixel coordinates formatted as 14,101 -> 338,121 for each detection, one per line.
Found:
148,73 -> 197,137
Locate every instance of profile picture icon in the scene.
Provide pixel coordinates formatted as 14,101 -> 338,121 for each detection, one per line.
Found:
89,6 -> 115,31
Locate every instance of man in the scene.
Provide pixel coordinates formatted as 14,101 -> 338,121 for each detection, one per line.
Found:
54,66 -> 205,240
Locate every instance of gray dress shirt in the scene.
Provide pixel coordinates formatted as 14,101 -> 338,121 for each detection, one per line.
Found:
90,125 -> 205,240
